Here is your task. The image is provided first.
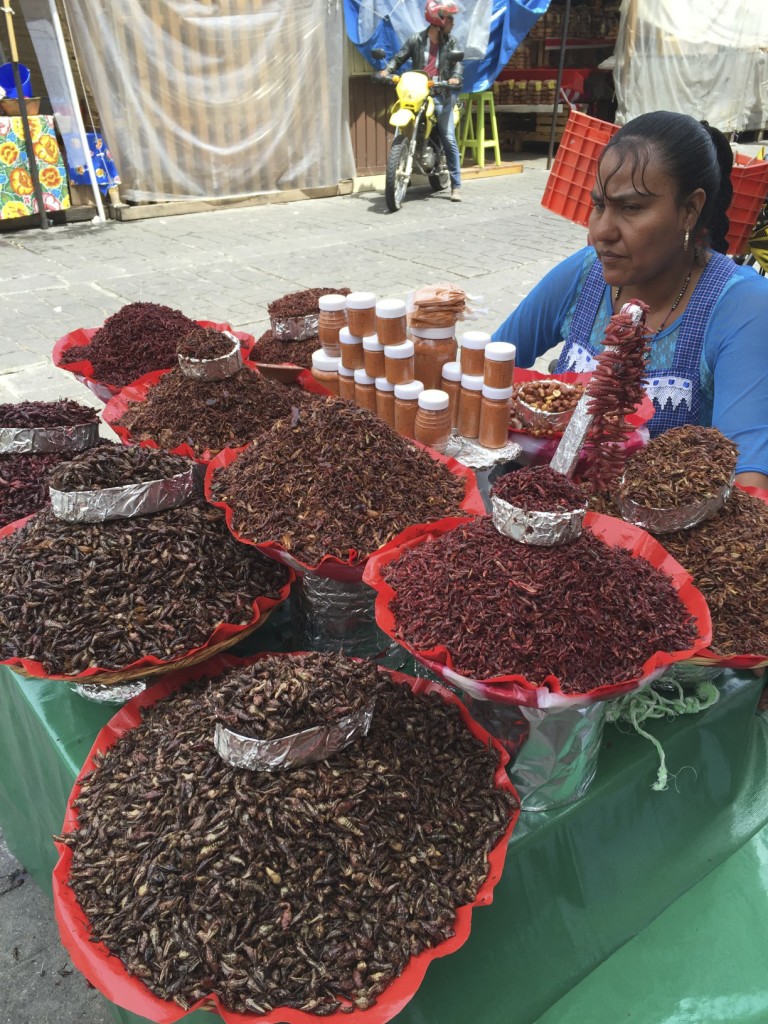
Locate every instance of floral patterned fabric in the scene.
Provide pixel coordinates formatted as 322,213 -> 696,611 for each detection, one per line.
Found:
0,114 -> 70,219
67,132 -> 120,194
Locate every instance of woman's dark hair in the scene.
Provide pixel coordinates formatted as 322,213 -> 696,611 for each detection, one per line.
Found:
598,111 -> 733,253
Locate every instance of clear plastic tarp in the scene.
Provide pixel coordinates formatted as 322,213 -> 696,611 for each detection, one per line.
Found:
615,0 -> 768,133
61,0 -> 356,203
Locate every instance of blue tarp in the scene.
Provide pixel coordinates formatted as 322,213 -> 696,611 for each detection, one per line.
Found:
343,0 -> 552,93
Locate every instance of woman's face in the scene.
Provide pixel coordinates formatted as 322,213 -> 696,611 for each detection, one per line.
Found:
588,144 -> 695,287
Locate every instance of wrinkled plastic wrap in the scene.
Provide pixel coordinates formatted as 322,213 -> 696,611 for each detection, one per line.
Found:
177,334 -> 242,381
61,0 -> 356,202
214,700 -> 375,771
49,468 -> 199,523
614,0 -> 768,132
491,493 -> 586,546
617,471 -> 735,536
0,423 -> 99,455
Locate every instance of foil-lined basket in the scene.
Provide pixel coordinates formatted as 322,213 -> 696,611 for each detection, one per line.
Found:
70,680 -> 148,704
270,313 -> 319,341
0,422 -> 99,455
515,385 -> 581,435
177,332 -> 242,380
214,700 -> 375,771
49,467 -> 200,523
617,471 -> 735,535
491,493 -> 586,546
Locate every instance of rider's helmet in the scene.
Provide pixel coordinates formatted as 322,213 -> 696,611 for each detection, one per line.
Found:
425,0 -> 459,29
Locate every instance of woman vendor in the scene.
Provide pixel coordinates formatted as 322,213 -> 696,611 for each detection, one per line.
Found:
493,110 -> 768,489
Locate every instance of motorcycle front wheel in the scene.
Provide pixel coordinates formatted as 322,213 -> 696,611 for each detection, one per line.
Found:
385,135 -> 411,212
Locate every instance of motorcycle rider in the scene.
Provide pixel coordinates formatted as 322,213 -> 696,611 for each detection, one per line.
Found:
378,1 -> 464,202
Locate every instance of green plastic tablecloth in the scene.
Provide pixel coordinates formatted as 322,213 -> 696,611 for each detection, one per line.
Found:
0,656 -> 766,1024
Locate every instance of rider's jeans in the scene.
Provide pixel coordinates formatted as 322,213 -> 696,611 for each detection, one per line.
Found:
432,94 -> 461,190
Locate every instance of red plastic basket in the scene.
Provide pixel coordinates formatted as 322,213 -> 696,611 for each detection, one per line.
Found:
541,109 -> 619,227
726,152 -> 768,256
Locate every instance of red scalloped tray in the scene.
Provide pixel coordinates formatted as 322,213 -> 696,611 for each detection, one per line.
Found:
205,442 -> 486,583
0,513 -> 294,682
52,321 -> 256,404
52,657 -> 520,1024
362,511 -> 712,709
101,362 -> 329,464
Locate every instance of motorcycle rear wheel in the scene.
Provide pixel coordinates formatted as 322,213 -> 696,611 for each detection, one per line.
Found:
385,136 -> 411,212
429,151 -> 450,192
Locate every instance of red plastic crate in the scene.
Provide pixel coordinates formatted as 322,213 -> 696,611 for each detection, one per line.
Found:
726,153 -> 768,256
541,109 -> 619,227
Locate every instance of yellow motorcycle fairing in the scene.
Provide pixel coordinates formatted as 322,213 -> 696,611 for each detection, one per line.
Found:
390,106 -> 415,128
395,70 -> 430,109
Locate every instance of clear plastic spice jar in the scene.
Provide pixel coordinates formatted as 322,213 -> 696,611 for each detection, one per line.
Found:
459,330 -> 490,377
410,324 -> 458,391
414,389 -> 452,453
375,376 -> 396,428
346,291 -> 377,338
353,368 -> 377,412
362,334 -> 385,379
483,341 -> 516,390
375,298 -> 408,347
393,380 -> 424,439
337,362 -> 356,402
457,373 -> 484,438
478,384 -> 513,449
339,326 -> 365,371
311,350 -> 340,396
318,294 -> 347,357
384,340 -> 415,386
441,360 -> 463,428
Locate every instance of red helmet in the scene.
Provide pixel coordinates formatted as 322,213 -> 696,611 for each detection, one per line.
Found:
425,0 -> 459,29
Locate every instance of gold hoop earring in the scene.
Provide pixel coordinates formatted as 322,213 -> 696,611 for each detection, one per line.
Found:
684,228 -> 690,252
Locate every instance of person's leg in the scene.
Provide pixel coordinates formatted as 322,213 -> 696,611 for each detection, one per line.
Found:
435,95 -> 461,194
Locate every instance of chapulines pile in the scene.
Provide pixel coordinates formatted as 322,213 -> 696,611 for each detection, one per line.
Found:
48,446 -> 194,493
659,487 -> 768,657
268,287 -> 350,320
62,302 -> 199,388
211,397 -> 467,563
210,652 -> 378,740
619,425 -> 738,510
177,327 -> 236,361
492,465 -> 586,514
0,399 -> 98,429
382,517 -> 696,691
58,656 -> 515,1014
251,329 -> 317,368
0,499 -> 288,675
117,368 -> 311,456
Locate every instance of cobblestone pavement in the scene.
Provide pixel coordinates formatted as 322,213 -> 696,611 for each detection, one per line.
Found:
0,164 -> 584,1024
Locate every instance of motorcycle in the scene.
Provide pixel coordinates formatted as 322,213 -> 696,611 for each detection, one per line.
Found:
371,47 -> 464,213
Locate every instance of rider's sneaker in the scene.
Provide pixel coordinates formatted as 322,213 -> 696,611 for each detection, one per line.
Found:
451,188 -> 462,202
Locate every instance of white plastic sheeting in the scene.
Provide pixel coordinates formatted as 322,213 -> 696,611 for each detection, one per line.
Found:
63,0 -> 356,203
614,0 -> 768,133
356,0 -> 493,60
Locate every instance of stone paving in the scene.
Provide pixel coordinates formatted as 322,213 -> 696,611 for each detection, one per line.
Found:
0,163 -> 584,1024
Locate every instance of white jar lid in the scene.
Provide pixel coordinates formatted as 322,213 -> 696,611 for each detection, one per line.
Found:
376,298 -> 407,319
418,388 -> 450,411
482,384 -> 514,400
375,376 -> 395,392
410,324 -> 456,339
337,363 -> 356,378
441,360 -> 463,382
460,374 -> 485,391
394,381 -> 425,400
318,294 -> 347,312
484,341 -> 516,362
385,340 -> 415,359
363,334 -> 383,351
461,330 -> 491,350
339,326 -> 363,345
346,291 -> 376,309
312,350 -> 340,372
354,368 -> 376,385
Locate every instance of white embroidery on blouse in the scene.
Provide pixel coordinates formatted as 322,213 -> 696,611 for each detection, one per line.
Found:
644,375 -> 694,410
561,345 -> 596,374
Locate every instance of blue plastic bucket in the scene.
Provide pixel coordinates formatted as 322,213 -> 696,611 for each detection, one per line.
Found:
0,63 -> 32,99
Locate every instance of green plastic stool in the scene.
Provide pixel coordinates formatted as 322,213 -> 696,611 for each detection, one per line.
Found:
458,90 -> 502,168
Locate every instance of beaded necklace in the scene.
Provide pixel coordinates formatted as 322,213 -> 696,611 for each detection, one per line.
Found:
615,269 -> 693,337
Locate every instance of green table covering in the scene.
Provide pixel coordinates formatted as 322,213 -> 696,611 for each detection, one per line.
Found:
0,652 -> 766,1024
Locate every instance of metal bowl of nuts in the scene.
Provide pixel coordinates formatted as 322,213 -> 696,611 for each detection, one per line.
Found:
513,379 -> 584,436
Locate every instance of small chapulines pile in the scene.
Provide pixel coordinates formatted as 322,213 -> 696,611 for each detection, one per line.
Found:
251,328 -> 317,368
62,302 -> 200,388
48,446 -> 194,493
176,327 -> 235,361
268,287 -> 351,323
0,498 -> 288,675
58,653 -> 516,1015
381,517 -> 697,692
492,466 -> 587,514
0,399 -> 99,429
210,397 -> 467,563
116,368 -> 313,456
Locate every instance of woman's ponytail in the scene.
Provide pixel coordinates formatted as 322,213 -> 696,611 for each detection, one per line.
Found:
700,121 -> 733,254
